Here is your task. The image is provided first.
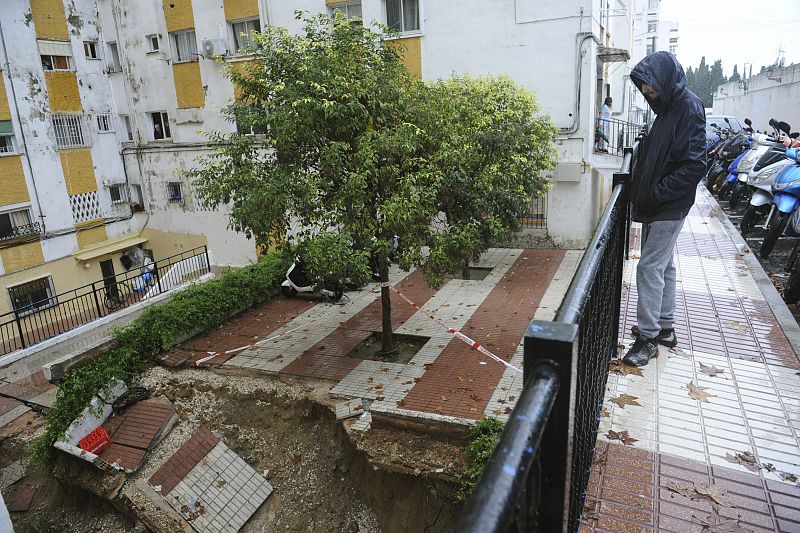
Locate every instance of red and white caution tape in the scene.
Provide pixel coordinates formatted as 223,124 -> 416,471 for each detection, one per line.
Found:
379,282 -> 523,374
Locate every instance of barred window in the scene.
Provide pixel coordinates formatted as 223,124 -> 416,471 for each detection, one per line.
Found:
171,30 -> 197,63
52,114 -> 88,148
0,208 -> 33,241
96,113 -> 114,133
109,184 -> 128,204
167,182 -> 183,202
8,276 -> 55,316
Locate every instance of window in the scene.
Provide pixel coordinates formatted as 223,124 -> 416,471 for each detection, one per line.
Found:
646,36 -> 656,56
107,42 -> 122,72
669,45 -> 677,54
8,277 -> 55,317
84,41 -> 99,59
109,184 -> 128,204
120,114 -> 133,141
96,113 -> 114,133
149,112 -> 171,140
648,0 -> 659,9
167,182 -> 183,202
131,184 -> 144,205
171,30 -> 197,63
231,18 -> 261,51
41,54 -> 72,71
146,34 -> 160,53
386,0 -> 419,33
647,20 -> 657,33
0,120 -> 14,154
0,208 -> 34,241
52,114 -> 88,148
330,2 -> 362,25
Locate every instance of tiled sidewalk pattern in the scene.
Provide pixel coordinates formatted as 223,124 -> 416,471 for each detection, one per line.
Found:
149,427 -> 272,533
589,189 -> 800,532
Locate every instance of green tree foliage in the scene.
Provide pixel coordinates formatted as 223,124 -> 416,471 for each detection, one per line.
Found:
685,56 -> 729,107
728,64 -> 741,82
191,12 -> 556,352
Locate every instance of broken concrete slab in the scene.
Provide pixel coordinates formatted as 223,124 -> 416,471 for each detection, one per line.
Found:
335,398 -> 366,420
0,460 -> 25,489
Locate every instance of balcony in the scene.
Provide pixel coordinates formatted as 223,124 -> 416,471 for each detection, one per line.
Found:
0,221 -> 43,243
594,117 -> 646,157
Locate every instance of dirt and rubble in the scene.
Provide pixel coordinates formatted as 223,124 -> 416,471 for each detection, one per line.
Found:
2,365 -> 466,532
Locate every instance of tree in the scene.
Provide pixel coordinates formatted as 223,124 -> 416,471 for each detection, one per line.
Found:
728,64 -> 741,82
191,12 -> 556,353
685,56 -> 729,107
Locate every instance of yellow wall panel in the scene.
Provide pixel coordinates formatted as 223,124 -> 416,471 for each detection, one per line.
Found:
0,77 -> 11,120
0,156 -> 30,206
0,241 -> 45,275
59,149 -> 97,195
29,0 -> 69,41
224,0 -> 259,20
140,228 -> 207,260
163,0 -> 195,32
229,59 -> 256,101
76,225 -> 107,249
393,37 -> 422,79
172,61 -> 205,109
44,72 -> 82,112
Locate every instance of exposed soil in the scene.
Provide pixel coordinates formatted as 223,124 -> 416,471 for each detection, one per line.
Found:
718,197 -> 800,325
349,333 -> 430,365
454,267 -> 493,281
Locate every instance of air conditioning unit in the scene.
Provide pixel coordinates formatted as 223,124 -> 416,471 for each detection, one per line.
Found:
202,39 -> 228,58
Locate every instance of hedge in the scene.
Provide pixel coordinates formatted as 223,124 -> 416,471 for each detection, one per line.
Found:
29,252 -> 291,462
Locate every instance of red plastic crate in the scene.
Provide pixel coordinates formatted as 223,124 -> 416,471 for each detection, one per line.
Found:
78,426 -> 112,454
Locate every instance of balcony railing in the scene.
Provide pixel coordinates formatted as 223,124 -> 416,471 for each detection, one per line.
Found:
458,141 -> 638,533
0,222 -> 43,242
0,246 -> 210,356
595,117 -> 645,156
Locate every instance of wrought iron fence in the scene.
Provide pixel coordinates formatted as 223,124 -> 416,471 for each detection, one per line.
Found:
595,118 -> 644,156
458,143 -> 637,533
0,222 -> 43,242
521,193 -> 547,229
0,246 -> 210,356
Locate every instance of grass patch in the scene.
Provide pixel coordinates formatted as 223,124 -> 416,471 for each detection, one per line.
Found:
28,252 -> 291,463
458,417 -> 505,501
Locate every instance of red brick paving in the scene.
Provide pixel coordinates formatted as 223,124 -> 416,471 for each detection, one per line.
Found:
0,370 -> 55,402
399,249 -> 564,419
281,269 -> 440,381
149,426 -> 219,495
99,400 -> 174,471
99,443 -> 148,471
159,297 -> 317,367
0,395 -> 22,417
583,442 -> 799,532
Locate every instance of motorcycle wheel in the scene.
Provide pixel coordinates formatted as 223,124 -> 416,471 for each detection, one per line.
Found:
709,172 -> 726,194
739,205 -> 762,235
784,270 -> 800,304
760,213 -> 788,259
281,285 -> 297,297
729,183 -> 742,209
718,180 -> 734,201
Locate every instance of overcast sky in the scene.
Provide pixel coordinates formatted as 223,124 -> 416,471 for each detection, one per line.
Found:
659,0 -> 800,77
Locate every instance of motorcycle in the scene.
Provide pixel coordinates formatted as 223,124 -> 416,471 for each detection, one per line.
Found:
772,148 -> 800,302
281,256 -> 345,302
759,147 -> 800,259
717,150 -> 746,203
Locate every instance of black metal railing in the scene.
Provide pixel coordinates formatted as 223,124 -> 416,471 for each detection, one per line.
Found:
521,193 -> 548,229
0,246 -> 210,356
0,222 -> 43,242
459,143 -> 637,533
595,118 -> 644,156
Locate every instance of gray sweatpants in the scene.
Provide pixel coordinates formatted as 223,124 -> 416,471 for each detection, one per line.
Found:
636,218 -> 685,339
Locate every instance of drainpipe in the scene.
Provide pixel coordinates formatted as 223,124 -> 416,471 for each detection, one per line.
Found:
0,18 -> 47,233
558,31 -> 601,137
260,0 -> 273,27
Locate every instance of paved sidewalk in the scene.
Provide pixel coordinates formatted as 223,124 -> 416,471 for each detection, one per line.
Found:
587,189 -> 800,533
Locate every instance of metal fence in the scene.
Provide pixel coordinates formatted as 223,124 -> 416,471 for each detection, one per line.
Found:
595,118 -> 644,157
521,193 -> 547,229
458,143 -> 637,533
0,246 -> 210,356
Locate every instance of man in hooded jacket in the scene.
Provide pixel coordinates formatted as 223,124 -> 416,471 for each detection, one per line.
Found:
623,52 -> 707,367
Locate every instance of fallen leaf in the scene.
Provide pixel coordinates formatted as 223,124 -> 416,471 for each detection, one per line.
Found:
727,321 -> 749,333
503,407 -> 512,414
668,346 -> 690,358
609,394 -> 641,409
779,471 -> 798,483
601,409 -> 611,418
699,363 -> 726,378
289,454 -> 302,464
609,359 -> 644,377
441,395 -> 449,401
667,481 -> 696,498
725,451 -> 761,472
582,498 -> 600,521
694,482 -> 728,506
688,381 -> 715,402
606,430 -> 638,446
492,409 -> 502,416
375,395 -> 385,401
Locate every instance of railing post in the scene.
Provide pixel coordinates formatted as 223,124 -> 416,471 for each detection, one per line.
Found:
14,312 -> 26,349
524,321 -> 578,532
156,259 -> 163,294
91,282 -> 103,318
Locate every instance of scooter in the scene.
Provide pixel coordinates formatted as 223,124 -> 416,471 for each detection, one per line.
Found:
281,257 -> 345,302
717,150 -> 746,202
759,148 -> 800,259
771,149 -> 800,302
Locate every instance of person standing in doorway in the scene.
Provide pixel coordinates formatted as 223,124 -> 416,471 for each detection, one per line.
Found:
623,51 -> 706,367
598,97 -> 613,152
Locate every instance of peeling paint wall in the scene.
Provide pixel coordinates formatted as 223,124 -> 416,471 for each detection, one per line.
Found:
29,0 -> 70,40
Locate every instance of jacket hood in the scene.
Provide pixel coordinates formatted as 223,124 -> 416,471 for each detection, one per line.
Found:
630,51 -> 686,114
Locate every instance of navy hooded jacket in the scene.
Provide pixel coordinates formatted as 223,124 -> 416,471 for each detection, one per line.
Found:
629,52 -> 707,223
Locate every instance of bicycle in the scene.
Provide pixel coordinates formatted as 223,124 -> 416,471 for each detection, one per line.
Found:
103,279 -> 133,311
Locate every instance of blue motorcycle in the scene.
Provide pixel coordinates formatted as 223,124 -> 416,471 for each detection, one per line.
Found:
760,148 -> 800,260
717,150 -> 747,202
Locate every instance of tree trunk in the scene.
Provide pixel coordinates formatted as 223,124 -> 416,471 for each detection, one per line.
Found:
462,258 -> 471,280
379,250 -> 395,354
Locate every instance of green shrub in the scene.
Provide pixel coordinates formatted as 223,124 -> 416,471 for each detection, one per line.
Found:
28,252 -> 290,463
458,417 -> 505,501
